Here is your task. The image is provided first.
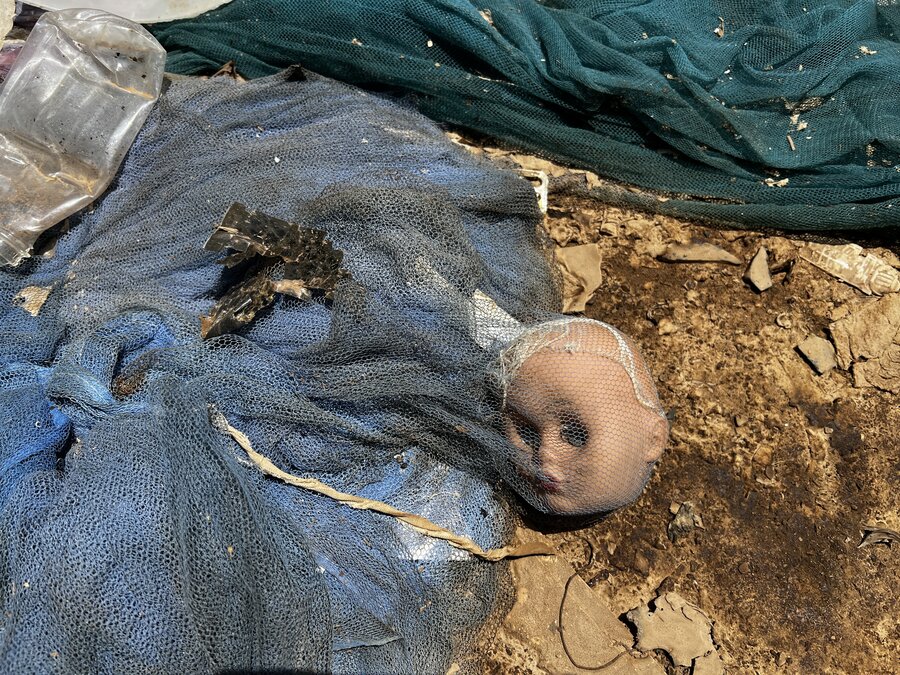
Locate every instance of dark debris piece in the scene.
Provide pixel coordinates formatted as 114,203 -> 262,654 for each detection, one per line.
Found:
667,501 -> 701,544
201,272 -> 276,339
201,203 -> 348,338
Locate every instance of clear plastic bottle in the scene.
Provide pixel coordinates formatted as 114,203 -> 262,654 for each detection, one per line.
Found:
0,9 -> 165,266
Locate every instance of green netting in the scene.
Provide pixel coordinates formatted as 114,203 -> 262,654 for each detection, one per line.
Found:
153,0 -> 900,231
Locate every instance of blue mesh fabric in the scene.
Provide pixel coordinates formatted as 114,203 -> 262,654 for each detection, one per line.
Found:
0,70 -> 563,673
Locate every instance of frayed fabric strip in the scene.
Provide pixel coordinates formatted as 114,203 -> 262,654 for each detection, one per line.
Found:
216,412 -> 554,563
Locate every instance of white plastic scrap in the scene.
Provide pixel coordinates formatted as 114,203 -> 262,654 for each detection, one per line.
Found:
800,243 -> 900,296
30,0 -> 235,23
517,168 -> 549,213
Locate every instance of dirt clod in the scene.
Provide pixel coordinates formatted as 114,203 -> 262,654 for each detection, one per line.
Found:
796,335 -> 837,374
668,501 -> 701,543
744,246 -> 773,292
626,592 -> 716,667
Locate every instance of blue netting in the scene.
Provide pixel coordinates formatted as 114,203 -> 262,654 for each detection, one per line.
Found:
0,70 -> 564,673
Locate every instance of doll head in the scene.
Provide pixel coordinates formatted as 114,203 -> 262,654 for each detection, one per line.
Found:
496,318 -> 668,516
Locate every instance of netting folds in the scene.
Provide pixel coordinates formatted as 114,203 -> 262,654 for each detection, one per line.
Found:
0,71 -> 666,672
152,0 -> 900,231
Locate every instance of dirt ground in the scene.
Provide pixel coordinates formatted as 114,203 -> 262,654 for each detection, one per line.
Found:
513,191 -> 900,673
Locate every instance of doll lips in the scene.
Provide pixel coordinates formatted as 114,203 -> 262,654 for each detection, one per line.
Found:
513,464 -> 563,493
534,475 -> 563,493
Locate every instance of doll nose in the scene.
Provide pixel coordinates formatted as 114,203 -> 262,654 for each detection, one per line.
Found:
534,430 -> 567,482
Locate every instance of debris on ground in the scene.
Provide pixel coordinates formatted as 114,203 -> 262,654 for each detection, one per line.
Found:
829,293 -> 900,391
12,284 -> 52,316
668,501 -> 703,543
450,140 -> 898,672
496,531 -> 662,674
625,592 -> 718,668
743,246 -> 773,292
858,525 -> 900,550
796,334 -> 837,375
800,242 -> 900,296
554,243 -> 603,313
519,188 -> 898,672
655,242 -> 742,265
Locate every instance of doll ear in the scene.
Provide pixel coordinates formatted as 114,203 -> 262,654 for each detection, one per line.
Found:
644,413 -> 669,463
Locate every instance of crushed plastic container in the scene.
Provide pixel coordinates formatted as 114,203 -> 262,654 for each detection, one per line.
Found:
0,8 -> 165,266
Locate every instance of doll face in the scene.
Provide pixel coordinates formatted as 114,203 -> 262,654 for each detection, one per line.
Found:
501,349 -> 668,515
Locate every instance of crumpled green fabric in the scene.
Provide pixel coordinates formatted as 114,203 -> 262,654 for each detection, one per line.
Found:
153,0 -> 900,231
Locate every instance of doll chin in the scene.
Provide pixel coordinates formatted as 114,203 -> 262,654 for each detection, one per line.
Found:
510,470 -> 650,516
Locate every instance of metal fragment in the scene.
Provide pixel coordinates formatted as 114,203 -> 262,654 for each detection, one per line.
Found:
201,272 -> 275,339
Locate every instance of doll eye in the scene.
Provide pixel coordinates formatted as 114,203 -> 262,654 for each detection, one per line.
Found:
560,417 -> 589,448
513,416 -> 541,451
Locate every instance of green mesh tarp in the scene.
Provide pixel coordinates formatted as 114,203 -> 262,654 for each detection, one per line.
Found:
153,0 -> 900,231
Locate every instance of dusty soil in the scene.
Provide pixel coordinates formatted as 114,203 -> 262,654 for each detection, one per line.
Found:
523,194 -> 900,674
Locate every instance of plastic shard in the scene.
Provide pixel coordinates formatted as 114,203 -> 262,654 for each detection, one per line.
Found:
796,335 -> 837,375
800,243 -> 900,296
743,246 -> 773,292
554,243 -> 603,313
657,242 -> 742,265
